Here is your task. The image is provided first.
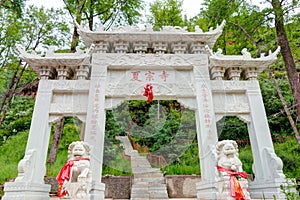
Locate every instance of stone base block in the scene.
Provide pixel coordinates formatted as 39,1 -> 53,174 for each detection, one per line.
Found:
196,181 -> 217,200
2,181 -> 51,200
90,182 -> 105,200
249,180 -> 286,199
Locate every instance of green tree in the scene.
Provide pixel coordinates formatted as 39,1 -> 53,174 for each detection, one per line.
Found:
63,0 -> 143,51
0,6 -> 70,128
197,0 -> 269,56
0,0 -> 25,16
148,0 -> 187,30
269,0 -> 300,147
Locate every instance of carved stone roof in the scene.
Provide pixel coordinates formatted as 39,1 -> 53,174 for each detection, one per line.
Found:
75,20 -> 226,53
16,45 -> 90,69
16,45 -> 92,80
207,46 -> 280,70
206,46 -> 281,80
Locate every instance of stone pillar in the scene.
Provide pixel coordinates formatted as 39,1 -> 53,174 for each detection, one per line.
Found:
246,80 -> 286,199
3,80 -> 52,200
193,58 -> 219,199
84,54 -> 106,199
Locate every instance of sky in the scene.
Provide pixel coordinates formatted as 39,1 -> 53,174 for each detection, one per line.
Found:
26,0 -> 203,18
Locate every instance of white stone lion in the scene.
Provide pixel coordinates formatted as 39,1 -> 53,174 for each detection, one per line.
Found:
215,140 -> 250,200
58,141 -> 92,199
216,140 -> 243,174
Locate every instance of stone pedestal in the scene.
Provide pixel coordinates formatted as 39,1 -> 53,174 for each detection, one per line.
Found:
3,182 -> 51,200
216,179 -> 250,200
89,182 -> 105,200
249,180 -> 286,200
196,181 -> 218,200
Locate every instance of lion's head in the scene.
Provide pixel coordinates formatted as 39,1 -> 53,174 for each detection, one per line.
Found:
216,140 -> 239,160
68,141 -> 91,160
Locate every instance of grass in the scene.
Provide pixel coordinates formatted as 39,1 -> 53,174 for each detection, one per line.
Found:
0,131 -> 28,184
162,142 -> 200,175
162,163 -> 200,175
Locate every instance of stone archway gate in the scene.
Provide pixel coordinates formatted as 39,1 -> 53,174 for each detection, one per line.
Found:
3,21 -> 286,200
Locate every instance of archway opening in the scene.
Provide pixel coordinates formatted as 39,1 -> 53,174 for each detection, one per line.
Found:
46,116 -> 83,176
217,116 -> 253,176
103,100 -> 199,176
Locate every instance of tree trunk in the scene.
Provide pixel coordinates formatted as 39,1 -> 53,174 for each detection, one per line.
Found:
268,69 -> 300,148
70,0 -> 86,52
272,0 -> 300,147
88,0 -> 94,31
48,117 -> 65,165
70,26 -> 80,53
0,62 -> 27,127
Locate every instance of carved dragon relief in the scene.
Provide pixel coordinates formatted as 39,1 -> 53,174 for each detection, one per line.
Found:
93,53 -> 206,69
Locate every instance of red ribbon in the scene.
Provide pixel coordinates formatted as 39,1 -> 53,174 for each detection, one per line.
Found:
217,165 -> 247,200
56,158 -> 90,197
143,83 -> 154,103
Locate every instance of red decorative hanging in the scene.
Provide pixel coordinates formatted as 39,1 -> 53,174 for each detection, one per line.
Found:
216,165 -> 248,200
143,83 -> 154,103
56,158 -> 90,197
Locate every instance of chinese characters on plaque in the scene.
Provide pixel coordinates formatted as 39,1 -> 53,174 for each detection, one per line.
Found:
130,70 -> 170,82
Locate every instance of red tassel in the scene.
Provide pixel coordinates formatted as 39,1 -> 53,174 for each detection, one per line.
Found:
143,83 -> 154,103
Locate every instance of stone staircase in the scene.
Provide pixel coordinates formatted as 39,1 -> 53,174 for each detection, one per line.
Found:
116,136 -> 169,200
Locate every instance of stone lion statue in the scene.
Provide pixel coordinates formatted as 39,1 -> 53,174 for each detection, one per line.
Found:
56,141 -> 92,199
216,140 -> 242,173
215,140 -> 250,200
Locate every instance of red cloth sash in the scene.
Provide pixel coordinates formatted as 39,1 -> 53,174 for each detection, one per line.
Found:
217,165 -> 248,200
143,83 -> 154,103
56,158 -> 90,197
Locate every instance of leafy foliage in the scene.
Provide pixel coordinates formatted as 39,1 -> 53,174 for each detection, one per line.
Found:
239,137 -> 300,178
0,0 -> 25,17
0,131 -> 28,183
148,0 -> 187,30
259,72 -> 296,136
274,137 -> 300,178
217,116 -> 249,141
0,96 -> 34,144
162,141 -> 200,175
64,0 -> 143,30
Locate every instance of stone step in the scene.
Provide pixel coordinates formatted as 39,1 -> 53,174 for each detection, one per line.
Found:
131,164 -> 152,168
131,195 -> 150,199
149,184 -> 168,189
131,198 -> 150,200
132,163 -> 150,166
134,177 -> 165,184
131,184 -> 148,190
116,135 -> 169,200
131,161 -> 151,166
134,172 -> 164,179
